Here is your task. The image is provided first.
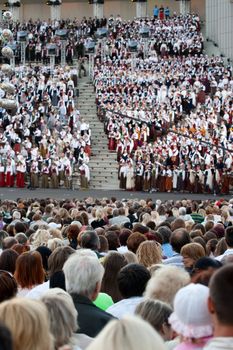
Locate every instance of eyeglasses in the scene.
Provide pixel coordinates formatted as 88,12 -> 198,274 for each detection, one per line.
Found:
0,270 -> 14,279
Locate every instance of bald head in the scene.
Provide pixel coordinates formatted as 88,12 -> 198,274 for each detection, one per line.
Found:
170,228 -> 191,254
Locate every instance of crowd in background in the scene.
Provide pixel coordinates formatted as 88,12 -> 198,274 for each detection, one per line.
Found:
0,196 -> 233,349
0,64 -> 91,189
94,15 -> 233,194
0,17 -> 108,64
0,14 -> 232,193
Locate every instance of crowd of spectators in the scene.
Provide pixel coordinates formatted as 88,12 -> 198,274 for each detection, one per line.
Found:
0,196 -> 233,349
94,15 -> 232,194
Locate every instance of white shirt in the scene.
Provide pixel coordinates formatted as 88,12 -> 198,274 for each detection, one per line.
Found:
25,281 -> 49,299
216,249 -> 233,262
106,297 -> 143,319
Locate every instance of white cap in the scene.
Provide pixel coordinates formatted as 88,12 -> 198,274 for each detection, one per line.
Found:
169,283 -> 213,338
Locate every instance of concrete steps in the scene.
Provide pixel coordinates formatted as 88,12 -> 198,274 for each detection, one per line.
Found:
73,75 -> 119,190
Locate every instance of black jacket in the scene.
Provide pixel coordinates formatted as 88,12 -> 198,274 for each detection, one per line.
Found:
71,293 -> 115,337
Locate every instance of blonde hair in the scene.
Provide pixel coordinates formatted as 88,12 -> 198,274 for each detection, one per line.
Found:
150,211 -> 160,225
123,251 -> 138,264
32,229 -> 51,249
141,213 -> 151,226
47,238 -> 65,251
49,228 -> 63,239
86,316 -> 166,350
144,266 -> 190,306
185,220 -> 195,232
0,298 -> 53,350
136,241 -> 162,268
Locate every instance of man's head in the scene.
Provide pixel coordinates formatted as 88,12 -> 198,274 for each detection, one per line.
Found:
80,230 -> 100,251
14,233 -> 28,245
117,263 -> 151,299
225,226 -> 233,248
2,237 -> 18,250
208,264 -> 233,335
63,254 -> 104,301
170,228 -> 191,254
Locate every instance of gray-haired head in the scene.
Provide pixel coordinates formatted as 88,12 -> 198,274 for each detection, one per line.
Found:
63,254 -> 104,299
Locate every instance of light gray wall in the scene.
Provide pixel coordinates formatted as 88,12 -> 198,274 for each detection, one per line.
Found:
206,0 -> 233,60
0,0 -> 206,21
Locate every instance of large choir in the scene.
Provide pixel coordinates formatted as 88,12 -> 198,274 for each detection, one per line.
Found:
0,64 -> 91,189
94,15 -> 233,194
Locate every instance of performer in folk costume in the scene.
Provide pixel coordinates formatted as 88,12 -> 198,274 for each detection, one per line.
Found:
108,128 -> 116,151
41,162 -> 50,188
30,160 -> 39,188
158,165 -> 166,192
119,160 -> 127,190
177,163 -> 186,192
5,158 -> 14,187
221,167 -> 230,195
172,165 -> 179,192
150,163 -> 158,192
143,162 -> 152,192
186,164 -> 195,193
194,165 -> 204,194
212,167 -> 221,194
165,166 -> 173,192
126,162 -> 135,191
64,163 -> 72,189
0,161 -> 5,187
79,163 -> 90,189
116,139 -> 124,162
50,162 -> 59,189
16,155 -> 26,188
135,162 -> 144,191
204,165 -> 214,193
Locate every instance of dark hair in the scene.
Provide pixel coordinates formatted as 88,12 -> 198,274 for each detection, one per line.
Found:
206,239 -> 218,256
225,226 -> 233,248
2,237 -> 17,250
36,246 -> 52,271
0,249 -> 19,274
132,224 -> 148,235
190,230 -> 203,239
81,230 -> 100,251
117,263 -> 151,298
106,231 -> 120,250
127,232 -> 147,254
0,322 -> 13,350
101,252 -> 128,302
146,221 -> 156,231
193,223 -> 205,235
14,251 -> 45,289
14,222 -> 27,234
203,231 -> 217,243
0,271 -> 18,303
157,226 -> 172,244
48,246 -> 75,276
119,229 -> 132,246
209,264 -> 233,324
170,228 -> 191,253
0,231 -> 8,249
193,237 -> 206,253
14,233 -> 28,245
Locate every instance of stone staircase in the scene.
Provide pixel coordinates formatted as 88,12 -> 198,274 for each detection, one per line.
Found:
75,76 -> 119,190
